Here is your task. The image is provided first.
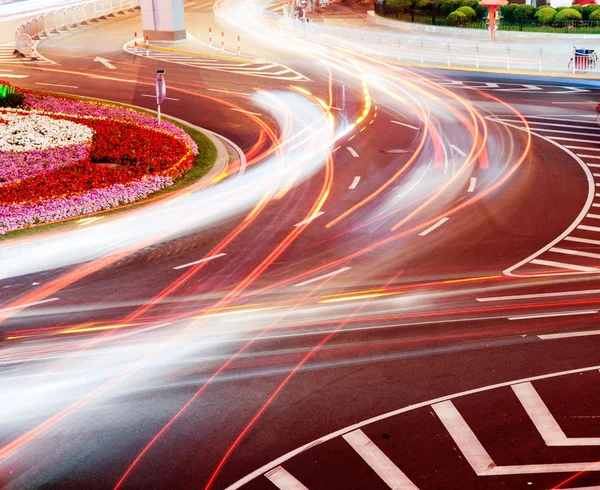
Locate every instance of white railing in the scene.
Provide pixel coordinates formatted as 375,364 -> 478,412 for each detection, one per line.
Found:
14,0 -> 140,58
283,15 -> 599,75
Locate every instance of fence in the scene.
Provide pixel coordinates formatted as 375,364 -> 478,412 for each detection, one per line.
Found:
14,0 -> 140,58
373,4 -> 600,33
283,14 -> 599,75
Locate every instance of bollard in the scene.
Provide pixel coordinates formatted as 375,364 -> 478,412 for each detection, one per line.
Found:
209,27 -> 212,46
237,35 -> 240,56
134,31 -> 137,52
221,31 -> 224,51
145,35 -> 149,56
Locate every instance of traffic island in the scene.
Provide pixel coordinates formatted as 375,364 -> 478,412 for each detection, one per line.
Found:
0,82 -> 219,238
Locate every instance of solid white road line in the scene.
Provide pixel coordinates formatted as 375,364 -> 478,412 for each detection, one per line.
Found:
530,258 -> 598,273
207,88 -> 251,96
418,217 -> 449,236
294,212 -> 324,227
551,246 -> 600,260
508,310 -> 598,321
293,267 -> 351,287
432,401 -> 495,475
477,288 -> 600,302
539,329 -> 600,340
35,82 -> 78,88
346,147 -> 359,157
512,382 -> 600,445
173,253 -> 226,270
141,94 -> 179,101
449,144 -> 466,157
467,177 -> 476,193
343,429 -> 419,490
0,297 -> 59,314
349,176 -> 360,190
390,120 -> 419,130
565,236 -> 600,246
264,466 -> 309,490
231,108 -> 262,116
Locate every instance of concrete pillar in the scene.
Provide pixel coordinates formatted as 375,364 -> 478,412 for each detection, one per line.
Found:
140,0 -> 186,43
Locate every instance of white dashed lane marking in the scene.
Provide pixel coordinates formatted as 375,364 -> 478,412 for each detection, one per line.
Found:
349,176 -> 360,189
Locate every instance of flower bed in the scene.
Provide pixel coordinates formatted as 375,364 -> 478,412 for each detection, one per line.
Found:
0,84 -> 201,235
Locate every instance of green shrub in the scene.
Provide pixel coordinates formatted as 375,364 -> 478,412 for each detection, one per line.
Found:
589,8 -> 600,20
500,3 -> 518,22
513,3 -> 536,22
416,0 -> 433,10
583,3 -> 600,19
534,6 -> 556,22
555,7 -> 582,20
555,6 -> 567,11
386,0 -> 412,11
0,83 -> 24,108
456,5 -> 476,19
570,4 -> 583,13
435,0 -> 462,16
447,9 -> 467,24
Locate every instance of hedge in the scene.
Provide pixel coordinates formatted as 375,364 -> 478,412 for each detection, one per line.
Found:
555,7 -> 582,21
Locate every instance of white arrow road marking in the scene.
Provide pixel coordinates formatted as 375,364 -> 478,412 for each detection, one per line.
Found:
418,217 -> 448,236
449,144 -> 466,157
467,177 -> 476,193
173,253 -> 226,270
349,176 -> 360,189
433,400 -> 600,475
346,147 -> 359,157
293,267 -> 351,287
513,382 -> 600,445
0,298 -> 59,314
265,466 -> 309,490
343,429 -> 419,489
294,212 -> 324,227
94,56 -> 116,69
391,120 -> 419,130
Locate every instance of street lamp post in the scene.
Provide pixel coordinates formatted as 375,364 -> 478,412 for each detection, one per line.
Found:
479,0 -> 507,43
156,69 -> 166,125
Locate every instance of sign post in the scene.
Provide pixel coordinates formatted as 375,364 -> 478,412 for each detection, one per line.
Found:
479,0 -> 507,43
156,69 -> 166,124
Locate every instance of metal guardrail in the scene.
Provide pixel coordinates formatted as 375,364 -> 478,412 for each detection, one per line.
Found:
283,15 -> 599,75
14,0 -> 140,58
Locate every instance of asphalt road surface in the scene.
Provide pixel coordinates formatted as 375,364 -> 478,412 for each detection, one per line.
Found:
1,1 -> 600,489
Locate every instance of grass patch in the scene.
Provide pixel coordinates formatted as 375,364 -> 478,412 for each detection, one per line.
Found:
1,95 -> 219,240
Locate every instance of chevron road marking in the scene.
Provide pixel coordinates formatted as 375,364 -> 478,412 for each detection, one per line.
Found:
343,429 -> 419,489
513,382 -> 600,446
433,400 -> 600,475
265,466 -> 309,490
530,259 -> 598,273
476,288 -> 600,302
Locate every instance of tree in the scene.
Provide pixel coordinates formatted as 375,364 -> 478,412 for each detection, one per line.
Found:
435,0 -> 462,16
513,4 -> 536,22
500,3 -> 517,23
583,3 -> 600,19
386,0 -> 412,11
416,0 -> 433,10
590,9 -> 600,21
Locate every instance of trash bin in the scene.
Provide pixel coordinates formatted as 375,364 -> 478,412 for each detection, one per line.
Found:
575,48 -> 593,71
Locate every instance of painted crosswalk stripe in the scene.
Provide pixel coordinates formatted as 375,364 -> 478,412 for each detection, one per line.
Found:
588,213 -> 600,218
419,217 -> 449,236
551,246 -> 600,260
565,236 -> 600,246
343,429 -> 419,489
264,466 -> 309,490
530,258 -> 598,272
508,310 -> 598,321
578,224 -> 600,233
